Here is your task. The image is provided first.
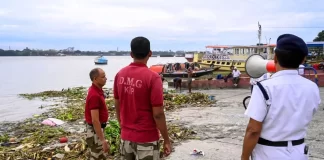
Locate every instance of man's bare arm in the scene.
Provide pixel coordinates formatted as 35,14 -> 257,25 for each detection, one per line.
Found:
91,109 -> 105,142
152,106 -> 170,143
241,118 -> 262,160
114,99 -> 121,124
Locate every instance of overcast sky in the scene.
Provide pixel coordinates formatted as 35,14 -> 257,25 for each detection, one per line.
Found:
0,0 -> 323,51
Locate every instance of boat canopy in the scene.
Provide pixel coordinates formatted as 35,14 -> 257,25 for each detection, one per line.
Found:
149,64 -> 164,73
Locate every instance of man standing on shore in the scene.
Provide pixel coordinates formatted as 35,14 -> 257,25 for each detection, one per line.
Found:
84,68 -> 109,160
114,36 -> 171,160
187,67 -> 193,93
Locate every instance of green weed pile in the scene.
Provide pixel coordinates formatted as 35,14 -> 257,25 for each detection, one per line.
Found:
0,87 -> 214,159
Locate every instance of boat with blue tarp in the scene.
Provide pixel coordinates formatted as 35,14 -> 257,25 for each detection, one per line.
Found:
94,56 -> 108,65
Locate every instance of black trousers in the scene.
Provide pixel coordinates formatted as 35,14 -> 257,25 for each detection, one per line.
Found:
251,85 -> 253,93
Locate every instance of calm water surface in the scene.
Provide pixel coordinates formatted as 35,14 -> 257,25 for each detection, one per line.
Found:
0,56 -> 186,122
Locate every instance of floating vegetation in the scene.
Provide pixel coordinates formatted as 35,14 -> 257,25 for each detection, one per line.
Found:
19,86 -> 87,101
22,126 -> 67,145
0,87 -> 214,159
164,92 -> 213,110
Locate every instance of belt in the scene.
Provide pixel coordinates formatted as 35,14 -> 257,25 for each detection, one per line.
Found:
87,123 -> 107,129
258,137 -> 304,147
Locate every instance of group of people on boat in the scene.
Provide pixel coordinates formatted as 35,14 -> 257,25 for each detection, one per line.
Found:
165,62 -> 199,73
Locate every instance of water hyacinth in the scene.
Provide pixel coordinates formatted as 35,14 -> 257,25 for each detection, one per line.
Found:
0,87 -> 214,159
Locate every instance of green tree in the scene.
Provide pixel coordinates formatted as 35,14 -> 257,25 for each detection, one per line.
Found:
313,30 -> 324,41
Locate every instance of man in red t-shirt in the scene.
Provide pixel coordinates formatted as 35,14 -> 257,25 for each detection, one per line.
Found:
114,36 -> 171,160
84,68 -> 109,160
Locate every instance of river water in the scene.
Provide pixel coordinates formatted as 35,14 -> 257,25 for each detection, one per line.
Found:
0,56 -> 186,122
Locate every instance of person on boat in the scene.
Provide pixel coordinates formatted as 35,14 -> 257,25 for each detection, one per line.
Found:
241,34 -> 321,160
187,67 -> 193,93
173,63 -> 181,71
113,36 -> 171,160
84,68 -> 109,159
249,73 -> 271,93
173,77 -> 182,92
232,67 -> 241,87
184,62 -> 190,70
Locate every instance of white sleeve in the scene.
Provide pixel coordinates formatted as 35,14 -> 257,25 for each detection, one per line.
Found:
244,84 -> 268,122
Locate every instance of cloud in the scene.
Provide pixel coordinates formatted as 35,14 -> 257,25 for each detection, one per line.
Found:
0,0 -> 323,50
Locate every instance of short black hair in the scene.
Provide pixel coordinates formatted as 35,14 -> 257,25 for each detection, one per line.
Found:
131,36 -> 150,59
275,48 -> 305,69
89,68 -> 100,81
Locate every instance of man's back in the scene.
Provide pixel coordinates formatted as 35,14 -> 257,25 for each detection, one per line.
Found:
188,68 -> 193,78
113,62 -> 163,143
255,70 -> 320,141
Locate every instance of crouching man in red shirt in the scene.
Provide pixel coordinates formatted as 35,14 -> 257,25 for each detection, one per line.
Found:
114,36 -> 171,160
84,68 -> 109,160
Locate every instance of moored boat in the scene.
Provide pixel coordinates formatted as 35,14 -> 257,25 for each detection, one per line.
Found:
94,56 -> 108,65
149,62 -> 220,78
193,44 -> 276,72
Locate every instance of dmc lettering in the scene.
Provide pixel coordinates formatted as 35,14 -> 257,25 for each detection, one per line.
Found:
119,77 -> 143,94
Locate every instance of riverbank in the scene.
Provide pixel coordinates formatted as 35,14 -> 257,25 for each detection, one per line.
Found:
166,89 -> 324,160
1,87 -> 324,160
0,87 -> 214,159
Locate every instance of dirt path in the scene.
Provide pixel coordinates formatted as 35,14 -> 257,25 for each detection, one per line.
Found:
165,88 -> 324,160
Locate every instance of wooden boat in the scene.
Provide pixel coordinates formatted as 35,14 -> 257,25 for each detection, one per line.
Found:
192,42 -> 324,72
193,45 -> 276,72
149,62 -> 220,78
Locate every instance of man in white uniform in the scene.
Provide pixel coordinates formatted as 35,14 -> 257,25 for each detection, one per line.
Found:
241,34 -> 321,160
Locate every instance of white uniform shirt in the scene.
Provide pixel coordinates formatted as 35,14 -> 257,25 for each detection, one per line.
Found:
250,73 -> 271,85
298,64 -> 305,75
245,70 -> 321,141
232,69 -> 241,78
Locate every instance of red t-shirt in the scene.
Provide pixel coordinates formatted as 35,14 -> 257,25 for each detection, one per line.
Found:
113,62 -> 164,143
84,84 -> 109,124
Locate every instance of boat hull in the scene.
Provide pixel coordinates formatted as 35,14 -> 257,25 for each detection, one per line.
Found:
198,61 -> 246,72
94,56 -> 108,65
94,62 -> 108,65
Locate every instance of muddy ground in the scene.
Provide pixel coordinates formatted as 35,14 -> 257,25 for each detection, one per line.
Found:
165,88 -> 324,160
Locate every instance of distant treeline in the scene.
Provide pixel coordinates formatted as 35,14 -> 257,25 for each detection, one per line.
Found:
0,47 -> 189,57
